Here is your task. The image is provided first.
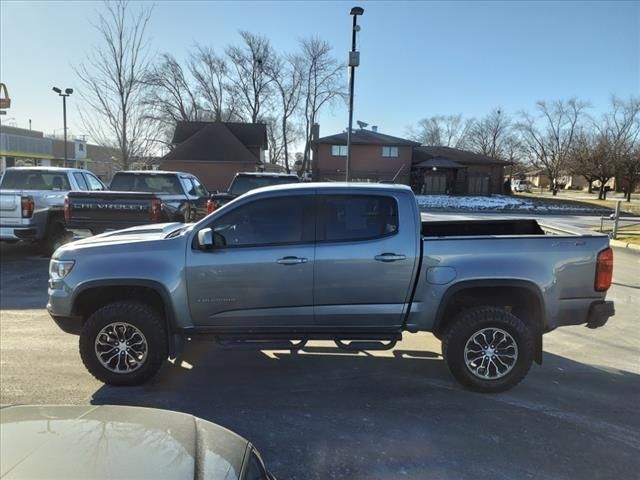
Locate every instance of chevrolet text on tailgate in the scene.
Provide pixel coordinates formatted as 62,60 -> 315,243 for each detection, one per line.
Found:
47,183 -> 615,393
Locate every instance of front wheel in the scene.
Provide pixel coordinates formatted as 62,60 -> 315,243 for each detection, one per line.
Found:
442,307 -> 534,393
79,302 -> 168,386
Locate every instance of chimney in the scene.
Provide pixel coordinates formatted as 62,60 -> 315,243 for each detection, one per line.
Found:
372,125 -> 378,132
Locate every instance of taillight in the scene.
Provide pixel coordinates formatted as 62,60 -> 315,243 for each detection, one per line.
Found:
64,196 -> 70,223
150,199 -> 162,222
21,196 -> 34,218
595,247 -> 613,291
207,199 -> 217,215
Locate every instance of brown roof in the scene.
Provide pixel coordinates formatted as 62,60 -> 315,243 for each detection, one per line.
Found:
171,121 -> 267,148
413,146 -> 510,166
316,130 -> 420,146
161,122 -> 263,163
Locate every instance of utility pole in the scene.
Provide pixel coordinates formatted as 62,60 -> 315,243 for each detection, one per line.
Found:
52,87 -> 73,167
346,6 -> 364,182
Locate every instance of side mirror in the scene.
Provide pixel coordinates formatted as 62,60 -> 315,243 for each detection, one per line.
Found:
197,228 -> 214,249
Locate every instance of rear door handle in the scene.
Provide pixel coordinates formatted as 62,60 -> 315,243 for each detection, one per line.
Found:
276,256 -> 308,265
375,253 -> 407,262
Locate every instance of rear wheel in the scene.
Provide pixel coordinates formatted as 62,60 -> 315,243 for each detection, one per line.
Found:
79,301 -> 168,386
442,306 -> 534,393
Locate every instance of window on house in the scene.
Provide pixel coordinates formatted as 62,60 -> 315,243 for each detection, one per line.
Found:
331,145 -> 348,156
78,143 -> 84,152
382,146 -> 399,158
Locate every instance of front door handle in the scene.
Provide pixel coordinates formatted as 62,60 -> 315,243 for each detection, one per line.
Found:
276,256 -> 308,265
375,253 -> 406,262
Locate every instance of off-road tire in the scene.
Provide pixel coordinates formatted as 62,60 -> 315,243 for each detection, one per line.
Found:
442,306 -> 534,393
79,301 -> 168,386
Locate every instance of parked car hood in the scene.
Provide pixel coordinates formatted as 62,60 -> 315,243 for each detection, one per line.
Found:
0,405 -> 249,479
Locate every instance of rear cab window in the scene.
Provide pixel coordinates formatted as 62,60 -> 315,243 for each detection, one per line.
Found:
0,170 -> 71,191
110,173 -> 183,194
318,194 -> 399,242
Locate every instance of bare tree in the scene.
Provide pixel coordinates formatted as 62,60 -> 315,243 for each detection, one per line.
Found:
517,99 -> 589,195
143,53 -> 201,147
189,45 -> 239,122
299,38 -> 345,174
266,55 -> 304,173
569,128 -> 614,199
76,0 -> 154,169
466,109 -> 512,159
602,96 -> 640,202
226,31 -> 275,123
407,114 -> 471,148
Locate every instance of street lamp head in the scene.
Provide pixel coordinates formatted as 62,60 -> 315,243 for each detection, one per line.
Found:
52,87 -> 62,94
350,6 -> 364,15
65,88 -> 73,95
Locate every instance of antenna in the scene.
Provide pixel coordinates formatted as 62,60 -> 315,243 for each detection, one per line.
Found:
356,120 -> 368,129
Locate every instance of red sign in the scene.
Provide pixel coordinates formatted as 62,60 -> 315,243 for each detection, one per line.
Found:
0,83 -> 11,109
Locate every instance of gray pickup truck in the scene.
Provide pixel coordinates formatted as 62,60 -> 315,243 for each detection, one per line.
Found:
0,167 -> 106,253
47,183 -> 615,392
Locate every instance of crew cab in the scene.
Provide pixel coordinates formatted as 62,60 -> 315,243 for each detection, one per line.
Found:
65,170 -> 209,235
48,183 -> 615,393
0,167 -> 106,253
207,171 -> 300,213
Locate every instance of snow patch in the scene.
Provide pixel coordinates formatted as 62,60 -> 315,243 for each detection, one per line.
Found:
415,195 -> 604,212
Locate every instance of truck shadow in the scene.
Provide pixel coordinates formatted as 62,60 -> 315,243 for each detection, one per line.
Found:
0,242 -> 49,309
89,339 -> 640,480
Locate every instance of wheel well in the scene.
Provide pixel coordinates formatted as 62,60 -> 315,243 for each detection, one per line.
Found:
73,286 -> 167,324
436,286 -> 544,337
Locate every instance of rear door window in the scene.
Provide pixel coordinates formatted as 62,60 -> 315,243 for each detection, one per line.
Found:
73,173 -> 88,190
318,195 -> 398,242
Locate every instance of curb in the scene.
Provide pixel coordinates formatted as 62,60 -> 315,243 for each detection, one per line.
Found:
610,239 -> 640,251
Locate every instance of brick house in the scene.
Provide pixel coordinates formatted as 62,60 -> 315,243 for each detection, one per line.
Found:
312,129 -> 419,184
313,127 -> 510,195
155,121 -> 268,192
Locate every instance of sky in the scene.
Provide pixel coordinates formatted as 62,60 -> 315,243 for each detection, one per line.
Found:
1,0 -> 638,149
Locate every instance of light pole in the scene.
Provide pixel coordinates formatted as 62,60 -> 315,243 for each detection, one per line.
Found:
346,6 -> 364,182
52,87 -> 73,167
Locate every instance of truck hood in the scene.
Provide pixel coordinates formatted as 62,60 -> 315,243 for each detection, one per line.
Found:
0,405 -> 248,480
58,223 -> 187,254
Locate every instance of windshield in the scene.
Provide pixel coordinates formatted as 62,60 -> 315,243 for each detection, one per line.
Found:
110,173 -> 183,194
0,170 -> 71,190
229,176 -> 300,196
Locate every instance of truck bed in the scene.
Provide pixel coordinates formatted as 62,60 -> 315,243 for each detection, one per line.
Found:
421,219 -> 545,237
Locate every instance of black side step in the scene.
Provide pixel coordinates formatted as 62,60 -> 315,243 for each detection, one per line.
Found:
334,339 -> 398,351
217,339 -> 307,351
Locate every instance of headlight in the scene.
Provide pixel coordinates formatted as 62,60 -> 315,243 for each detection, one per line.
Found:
49,259 -> 75,281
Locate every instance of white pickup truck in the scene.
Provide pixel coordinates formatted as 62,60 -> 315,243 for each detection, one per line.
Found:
0,167 -> 106,253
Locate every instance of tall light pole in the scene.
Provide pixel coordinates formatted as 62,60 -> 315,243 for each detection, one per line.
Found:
346,6 -> 364,182
52,87 -> 73,167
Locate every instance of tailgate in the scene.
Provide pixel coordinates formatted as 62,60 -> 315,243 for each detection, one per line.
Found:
0,192 -> 21,220
66,191 -> 156,230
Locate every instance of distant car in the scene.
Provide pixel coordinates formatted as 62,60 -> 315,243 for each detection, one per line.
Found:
0,167 -> 106,254
511,179 -> 532,193
208,172 -> 300,214
0,405 -> 275,480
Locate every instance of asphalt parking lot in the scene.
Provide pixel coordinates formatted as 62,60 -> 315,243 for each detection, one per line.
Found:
1,241 -> 639,480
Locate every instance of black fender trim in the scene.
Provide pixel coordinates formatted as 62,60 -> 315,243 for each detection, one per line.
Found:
71,279 -> 179,355
434,279 -> 546,365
